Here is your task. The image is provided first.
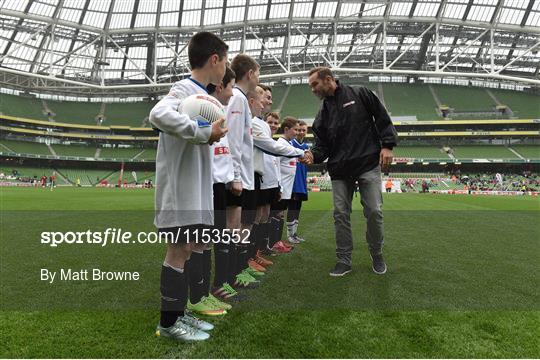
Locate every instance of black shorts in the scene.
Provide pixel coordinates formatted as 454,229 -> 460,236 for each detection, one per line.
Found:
213,183 -> 227,230
272,199 -> 289,211
258,187 -> 281,206
291,192 -> 308,202
158,224 -> 208,245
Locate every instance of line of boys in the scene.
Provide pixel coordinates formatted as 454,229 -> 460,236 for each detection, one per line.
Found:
150,31 -> 311,342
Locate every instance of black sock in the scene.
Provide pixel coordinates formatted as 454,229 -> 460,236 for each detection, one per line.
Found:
269,217 -> 280,248
248,224 -> 259,259
214,242 -> 229,288
160,264 -> 187,328
236,246 -> 249,275
278,218 -> 285,242
227,244 -> 238,284
258,222 -> 269,251
202,249 -> 211,297
185,252 -> 204,304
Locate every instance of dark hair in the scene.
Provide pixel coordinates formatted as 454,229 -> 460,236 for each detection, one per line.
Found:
258,83 -> 271,92
188,32 -> 228,69
231,54 -> 260,81
265,112 -> 279,121
222,66 -> 236,87
297,120 -> 307,126
207,67 -> 235,94
281,116 -> 298,131
308,66 -> 334,80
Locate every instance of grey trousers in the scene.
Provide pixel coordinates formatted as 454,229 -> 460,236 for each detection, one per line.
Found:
331,166 -> 384,266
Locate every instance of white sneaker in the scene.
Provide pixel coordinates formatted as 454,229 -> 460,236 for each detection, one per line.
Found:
288,235 -> 301,244
155,318 -> 210,341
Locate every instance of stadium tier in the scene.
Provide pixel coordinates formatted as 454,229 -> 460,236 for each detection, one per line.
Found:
382,83 -> 441,120
511,145 -> 540,160
0,93 -> 48,120
489,89 -> 540,119
279,85 -> 322,119
105,170 -> 155,184
137,148 -> 157,160
47,99 -> 102,125
99,147 -> 144,160
103,101 -> 156,127
57,168 -> 115,186
392,146 -> 449,159
52,144 -> 97,158
432,84 -> 494,112
0,139 -> 50,155
451,145 -> 519,159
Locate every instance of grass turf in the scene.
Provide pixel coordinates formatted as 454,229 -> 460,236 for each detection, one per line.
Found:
1,187 -> 539,358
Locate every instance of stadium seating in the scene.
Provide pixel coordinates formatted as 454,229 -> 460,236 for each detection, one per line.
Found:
382,83 -> 441,120
99,147 -> 144,160
510,145 -> 540,160
137,148 -> 157,160
47,99 -> 101,125
52,144 -> 96,158
103,101 -> 156,126
279,85 -> 322,119
490,89 -> 540,119
432,85 -> 494,112
0,93 -> 49,120
104,170 -> 155,184
57,168 -> 115,186
0,139 -> 51,155
451,145 -> 518,159
393,146 -> 448,159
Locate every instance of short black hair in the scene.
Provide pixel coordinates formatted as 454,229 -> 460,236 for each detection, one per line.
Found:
188,32 -> 228,69
207,67 -> 235,94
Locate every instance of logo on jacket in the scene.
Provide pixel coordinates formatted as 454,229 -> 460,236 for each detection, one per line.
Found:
214,146 -> 230,155
343,100 -> 356,108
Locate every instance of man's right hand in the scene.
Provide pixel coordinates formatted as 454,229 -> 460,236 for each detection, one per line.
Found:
208,118 -> 227,144
229,181 -> 243,196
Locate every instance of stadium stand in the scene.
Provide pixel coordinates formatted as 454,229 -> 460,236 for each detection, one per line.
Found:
103,101 -> 156,126
47,99 -> 101,125
393,146 -> 448,159
279,85 -> 322,119
104,170 -> 155,184
489,89 -> 540,119
0,139 -> 51,155
382,83 -> 441,120
0,93 -> 48,120
57,168 -> 114,186
99,147 -> 143,160
433,84 -> 494,112
451,145 -> 519,159
51,144 -> 96,158
511,145 -> 540,159
137,148 -> 157,160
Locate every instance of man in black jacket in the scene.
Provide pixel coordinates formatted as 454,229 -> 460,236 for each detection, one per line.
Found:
304,67 -> 398,276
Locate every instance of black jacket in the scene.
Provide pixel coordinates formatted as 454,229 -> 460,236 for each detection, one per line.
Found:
311,81 -> 398,179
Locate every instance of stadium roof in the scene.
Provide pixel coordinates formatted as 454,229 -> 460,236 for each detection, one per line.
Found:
0,0 -> 539,97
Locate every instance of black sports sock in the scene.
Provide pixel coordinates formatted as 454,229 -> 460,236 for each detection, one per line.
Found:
258,222 -> 269,251
247,224 -> 259,259
269,217 -> 280,248
236,246 -> 249,274
214,243 -> 229,288
160,264 -> 187,328
227,244 -> 238,284
185,252 -> 204,304
202,249 -> 211,297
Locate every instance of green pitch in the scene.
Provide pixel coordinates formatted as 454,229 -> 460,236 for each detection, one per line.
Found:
1,187 -> 539,358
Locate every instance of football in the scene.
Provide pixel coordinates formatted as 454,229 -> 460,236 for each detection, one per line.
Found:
178,93 -> 225,127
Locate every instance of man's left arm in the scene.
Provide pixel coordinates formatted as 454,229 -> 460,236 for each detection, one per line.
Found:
356,87 -> 398,167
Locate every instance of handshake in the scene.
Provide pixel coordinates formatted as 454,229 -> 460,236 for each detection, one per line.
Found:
299,150 -> 314,165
